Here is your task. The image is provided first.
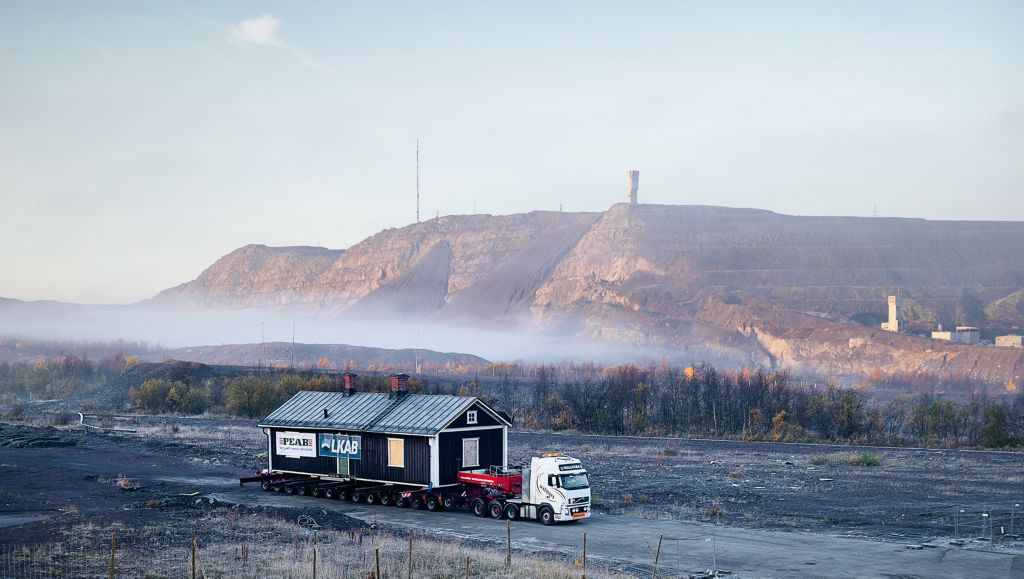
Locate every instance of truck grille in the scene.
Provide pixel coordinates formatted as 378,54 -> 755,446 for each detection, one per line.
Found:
571,497 -> 589,505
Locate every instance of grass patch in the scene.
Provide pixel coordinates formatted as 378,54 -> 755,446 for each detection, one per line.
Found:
810,452 -> 883,467
849,452 -> 883,467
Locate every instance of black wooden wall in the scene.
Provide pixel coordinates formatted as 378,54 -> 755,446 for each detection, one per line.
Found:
269,429 -> 431,485
438,428 -> 504,485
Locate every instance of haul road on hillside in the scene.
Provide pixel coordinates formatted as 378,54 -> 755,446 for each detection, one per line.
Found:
239,373 -> 591,524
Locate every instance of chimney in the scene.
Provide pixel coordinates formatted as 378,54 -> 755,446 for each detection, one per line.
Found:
342,372 -> 358,396
390,373 -> 410,398
626,170 -> 639,205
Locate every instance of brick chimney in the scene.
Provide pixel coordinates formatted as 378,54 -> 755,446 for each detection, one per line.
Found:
342,372 -> 358,396
390,373 -> 410,397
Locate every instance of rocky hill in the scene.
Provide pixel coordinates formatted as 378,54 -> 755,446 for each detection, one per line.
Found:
148,204 -> 1024,384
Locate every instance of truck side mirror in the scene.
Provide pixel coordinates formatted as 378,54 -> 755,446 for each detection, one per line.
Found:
548,475 -> 559,487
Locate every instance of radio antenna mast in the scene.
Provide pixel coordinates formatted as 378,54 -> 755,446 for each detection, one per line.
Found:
416,139 -> 420,223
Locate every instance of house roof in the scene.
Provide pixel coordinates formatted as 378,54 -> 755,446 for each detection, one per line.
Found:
259,391 -> 509,436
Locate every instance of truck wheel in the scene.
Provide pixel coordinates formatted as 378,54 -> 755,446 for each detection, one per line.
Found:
539,506 -> 555,526
311,487 -> 323,498
286,486 -> 298,495
352,493 -> 363,503
297,486 -> 309,496
380,493 -> 393,506
411,496 -> 424,510
275,484 -> 286,493
471,498 -> 486,517
365,493 -> 377,505
260,480 -> 271,491
324,488 -> 337,499
425,496 -> 440,511
442,496 -> 455,510
488,501 -> 504,519
340,489 -> 352,501
396,497 -> 409,508
504,504 -> 519,520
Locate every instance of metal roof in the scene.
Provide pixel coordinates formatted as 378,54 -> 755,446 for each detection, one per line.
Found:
258,391 -> 502,436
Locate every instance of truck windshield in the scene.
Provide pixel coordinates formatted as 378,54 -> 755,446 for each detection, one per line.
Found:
560,473 -> 589,490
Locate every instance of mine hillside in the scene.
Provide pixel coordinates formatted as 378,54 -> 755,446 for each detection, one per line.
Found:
142,204 -> 1024,385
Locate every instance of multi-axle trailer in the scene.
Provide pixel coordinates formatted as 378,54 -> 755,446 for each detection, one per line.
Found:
241,454 -> 591,525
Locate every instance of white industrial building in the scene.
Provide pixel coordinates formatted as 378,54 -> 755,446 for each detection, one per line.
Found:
995,335 -> 1023,348
880,295 -> 901,332
931,325 -> 981,345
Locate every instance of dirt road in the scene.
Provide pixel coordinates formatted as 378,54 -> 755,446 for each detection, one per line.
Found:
219,484 -> 1024,578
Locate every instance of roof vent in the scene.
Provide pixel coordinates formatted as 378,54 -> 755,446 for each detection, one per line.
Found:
323,408 -> 329,419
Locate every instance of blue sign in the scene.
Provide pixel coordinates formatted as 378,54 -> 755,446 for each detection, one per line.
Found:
318,433 -> 362,459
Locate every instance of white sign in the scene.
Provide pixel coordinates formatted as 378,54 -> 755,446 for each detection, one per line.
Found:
276,431 -> 316,458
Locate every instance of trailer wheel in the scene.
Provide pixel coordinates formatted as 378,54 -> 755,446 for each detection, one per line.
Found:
286,486 -> 298,495
297,486 -> 309,496
442,496 -> 456,510
504,503 -> 519,520
260,480 -> 271,491
324,488 -> 337,499
352,493 -> 363,503
425,496 -> 440,512
380,493 -> 393,506
539,506 -> 555,526
311,487 -> 323,498
411,496 -> 424,510
340,489 -> 352,501
488,500 -> 504,519
367,493 -> 379,505
471,498 -> 486,517
396,497 -> 409,508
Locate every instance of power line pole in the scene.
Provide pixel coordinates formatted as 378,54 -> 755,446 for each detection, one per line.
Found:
416,139 -> 420,223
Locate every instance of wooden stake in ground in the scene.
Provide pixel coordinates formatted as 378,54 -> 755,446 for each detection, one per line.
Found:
652,534 -> 663,578
312,530 -> 318,579
109,531 -> 115,579
465,555 -> 470,579
408,529 -> 414,579
191,533 -> 196,579
582,532 -> 587,579
506,520 -> 512,567
375,547 -> 381,579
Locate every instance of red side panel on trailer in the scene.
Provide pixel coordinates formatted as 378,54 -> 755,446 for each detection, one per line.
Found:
456,470 -> 522,495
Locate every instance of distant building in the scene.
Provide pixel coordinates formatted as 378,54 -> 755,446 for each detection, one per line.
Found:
932,325 -> 981,345
626,170 -> 639,205
880,295 -> 902,332
996,335 -> 1023,348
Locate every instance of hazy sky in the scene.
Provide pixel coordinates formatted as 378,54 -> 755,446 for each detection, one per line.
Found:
2,1 -> 1022,304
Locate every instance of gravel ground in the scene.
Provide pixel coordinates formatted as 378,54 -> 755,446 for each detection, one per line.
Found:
3,415 -> 1023,547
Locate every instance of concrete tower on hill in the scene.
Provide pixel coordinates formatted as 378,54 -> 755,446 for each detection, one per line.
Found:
881,294 -> 902,332
627,170 -> 639,205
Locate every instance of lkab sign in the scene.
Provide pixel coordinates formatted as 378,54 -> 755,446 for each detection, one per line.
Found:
319,433 -> 362,459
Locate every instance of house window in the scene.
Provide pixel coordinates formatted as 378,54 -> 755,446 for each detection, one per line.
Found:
387,438 -> 405,468
462,438 -> 479,468
466,410 -> 478,425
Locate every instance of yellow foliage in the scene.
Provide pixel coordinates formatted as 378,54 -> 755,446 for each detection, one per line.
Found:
1008,379 -> 1018,394
684,366 -> 697,380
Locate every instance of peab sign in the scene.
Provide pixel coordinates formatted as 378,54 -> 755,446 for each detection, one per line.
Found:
276,431 -> 316,458
319,433 -> 362,459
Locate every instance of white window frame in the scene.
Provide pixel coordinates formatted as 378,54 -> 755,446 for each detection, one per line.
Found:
466,410 -> 478,425
462,437 -> 480,468
387,437 -> 405,468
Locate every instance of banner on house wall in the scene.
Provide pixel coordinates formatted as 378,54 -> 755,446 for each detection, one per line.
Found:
276,431 -> 317,458
318,433 -> 362,459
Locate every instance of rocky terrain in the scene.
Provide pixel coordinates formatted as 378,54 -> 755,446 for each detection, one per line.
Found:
145,204 -> 1024,384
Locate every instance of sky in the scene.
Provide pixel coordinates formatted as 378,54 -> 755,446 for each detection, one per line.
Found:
1,1 -> 1022,304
